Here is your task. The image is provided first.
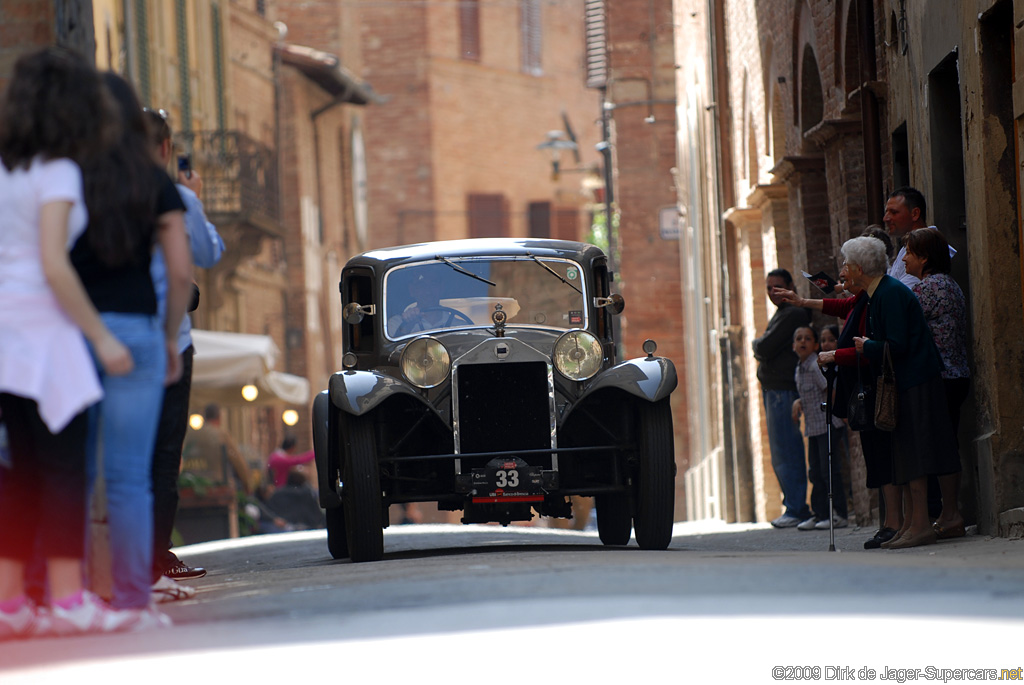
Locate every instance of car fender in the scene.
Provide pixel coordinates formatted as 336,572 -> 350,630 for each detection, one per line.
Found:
574,356 -> 677,408
311,390 -> 339,508
327,369 -> 441,420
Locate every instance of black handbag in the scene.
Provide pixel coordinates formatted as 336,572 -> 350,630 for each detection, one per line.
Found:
873,342 -> 898,431
847,350 -> 875,432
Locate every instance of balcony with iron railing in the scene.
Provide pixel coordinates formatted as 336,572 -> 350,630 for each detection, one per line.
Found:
175,130 -> 281,237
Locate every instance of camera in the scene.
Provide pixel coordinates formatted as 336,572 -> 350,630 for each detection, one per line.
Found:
177,154 -> 192,179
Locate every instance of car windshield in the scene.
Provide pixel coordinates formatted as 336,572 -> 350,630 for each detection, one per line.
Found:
384,256 -> 587,338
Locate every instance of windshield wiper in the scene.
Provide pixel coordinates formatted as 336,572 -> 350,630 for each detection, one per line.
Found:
526,253 -> 582,294
435,255 -> 497,287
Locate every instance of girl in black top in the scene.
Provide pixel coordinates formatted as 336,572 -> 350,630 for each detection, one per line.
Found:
72,73 -> 191,628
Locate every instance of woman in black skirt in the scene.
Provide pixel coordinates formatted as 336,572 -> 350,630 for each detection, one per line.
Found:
847,236 -> 960,549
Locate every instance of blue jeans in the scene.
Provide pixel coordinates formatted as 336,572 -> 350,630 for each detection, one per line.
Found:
86,314 -> 166,609
762,389 -> 811,520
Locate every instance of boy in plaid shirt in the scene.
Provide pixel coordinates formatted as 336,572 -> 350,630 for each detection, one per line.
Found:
791,326 -> 848,530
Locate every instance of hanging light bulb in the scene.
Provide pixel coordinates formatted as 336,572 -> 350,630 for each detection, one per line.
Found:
282,409 -> 299,426
241,384 -> 259,402
188,414 -> 204,430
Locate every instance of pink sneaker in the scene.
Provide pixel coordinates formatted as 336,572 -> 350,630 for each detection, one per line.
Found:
0,602 -> 43,640
48,591 -> 139,636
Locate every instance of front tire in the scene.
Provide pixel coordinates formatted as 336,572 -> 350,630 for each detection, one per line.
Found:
341,414 -> 384,562
596,493 -> 632,545
632,399 -> 675,550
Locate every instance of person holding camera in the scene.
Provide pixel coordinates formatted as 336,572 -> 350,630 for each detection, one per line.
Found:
144,108 -> 225,593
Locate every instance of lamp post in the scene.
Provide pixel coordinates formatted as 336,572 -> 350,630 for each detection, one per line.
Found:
533,128 -> 615,273
535,130 -> 579,181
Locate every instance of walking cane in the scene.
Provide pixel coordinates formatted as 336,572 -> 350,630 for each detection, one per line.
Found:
822,362 -> 838,552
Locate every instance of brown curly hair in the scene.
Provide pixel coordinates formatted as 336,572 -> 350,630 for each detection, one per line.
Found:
0,47 -> 114,171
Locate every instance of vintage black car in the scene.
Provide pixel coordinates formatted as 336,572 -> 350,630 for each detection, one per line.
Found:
312,238 -> 677,562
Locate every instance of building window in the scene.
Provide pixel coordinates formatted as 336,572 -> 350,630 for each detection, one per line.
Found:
468,194 -> 508,237
521,0 -> 542,75
528,201 -> 551,238
460,0 -> 481,62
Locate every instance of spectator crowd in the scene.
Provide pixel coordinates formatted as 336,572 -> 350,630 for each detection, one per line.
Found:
755,187 -> 970,551
0,47 -> 237,639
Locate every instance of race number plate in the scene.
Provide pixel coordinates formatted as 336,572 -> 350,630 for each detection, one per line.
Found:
470,457 -> 544,503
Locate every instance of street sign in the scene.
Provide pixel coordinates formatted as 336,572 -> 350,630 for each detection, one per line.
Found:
659,206 -> 680,240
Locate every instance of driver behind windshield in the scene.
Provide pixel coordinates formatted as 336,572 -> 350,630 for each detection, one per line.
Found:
389,271 -> 449,336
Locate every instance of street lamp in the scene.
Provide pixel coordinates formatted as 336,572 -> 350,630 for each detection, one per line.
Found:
535,130 -> 578,181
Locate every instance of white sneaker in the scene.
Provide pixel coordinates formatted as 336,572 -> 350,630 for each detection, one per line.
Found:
770,514 -> 802,528
122,606 -> 173,632
152,575 -> 196,603
815,515 -> 849,530
797,517 -> 819,531
49,591 -> 137,636
0,602 -> 41,641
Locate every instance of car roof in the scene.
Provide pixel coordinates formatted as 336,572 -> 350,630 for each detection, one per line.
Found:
347,238 -> 606,271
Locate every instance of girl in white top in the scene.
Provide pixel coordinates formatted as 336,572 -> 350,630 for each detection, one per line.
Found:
0,47 -> 138,639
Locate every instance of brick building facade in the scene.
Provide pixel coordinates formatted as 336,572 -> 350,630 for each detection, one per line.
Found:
350,0 -> 603,250
603,0 -> 691,519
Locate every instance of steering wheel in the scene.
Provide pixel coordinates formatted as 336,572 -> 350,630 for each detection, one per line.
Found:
396,306 -> 474,335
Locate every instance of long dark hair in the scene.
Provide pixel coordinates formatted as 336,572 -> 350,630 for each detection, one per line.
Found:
80,73 -> 159,267
0,47 -> 113,170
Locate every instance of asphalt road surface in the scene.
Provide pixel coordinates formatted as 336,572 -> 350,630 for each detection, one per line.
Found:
2,521 -> 1023,684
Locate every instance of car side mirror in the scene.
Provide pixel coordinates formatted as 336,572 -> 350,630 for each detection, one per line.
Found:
343,302 -> 376,324
593,293 -> 625,315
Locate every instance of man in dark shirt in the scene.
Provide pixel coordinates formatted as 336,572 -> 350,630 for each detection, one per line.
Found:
752,268 -> 813,528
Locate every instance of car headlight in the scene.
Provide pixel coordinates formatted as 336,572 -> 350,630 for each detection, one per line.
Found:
401,336 -> 451,388
553,330 -> 603,381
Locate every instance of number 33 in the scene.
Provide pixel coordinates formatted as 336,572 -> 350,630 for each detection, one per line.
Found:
495,469 -> 519,488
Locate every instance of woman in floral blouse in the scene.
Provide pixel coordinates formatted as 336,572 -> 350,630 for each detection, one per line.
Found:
903,227 -> 970,540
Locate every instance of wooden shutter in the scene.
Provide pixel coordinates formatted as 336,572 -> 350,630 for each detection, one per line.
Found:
468,194 -> 508,237
528,201 -> 551,238
460,0 -> 481,61
520,0 -> 542,75
584,0 -> 607,88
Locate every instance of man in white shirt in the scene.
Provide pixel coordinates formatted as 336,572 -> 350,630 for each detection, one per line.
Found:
883,186 -> 955,287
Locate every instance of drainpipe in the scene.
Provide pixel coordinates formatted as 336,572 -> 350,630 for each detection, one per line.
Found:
857,0 -> 883,221
707,0 -> 745,522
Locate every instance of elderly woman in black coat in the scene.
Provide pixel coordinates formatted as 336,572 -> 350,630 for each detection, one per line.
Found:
847,236 -> 960,549
774,229 -> 900,549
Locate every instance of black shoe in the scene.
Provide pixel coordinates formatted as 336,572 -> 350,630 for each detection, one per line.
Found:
165,561 -> 207,580
864,527 -> 897,549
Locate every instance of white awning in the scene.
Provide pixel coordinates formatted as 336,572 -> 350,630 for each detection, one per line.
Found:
190,329 -> 310,406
